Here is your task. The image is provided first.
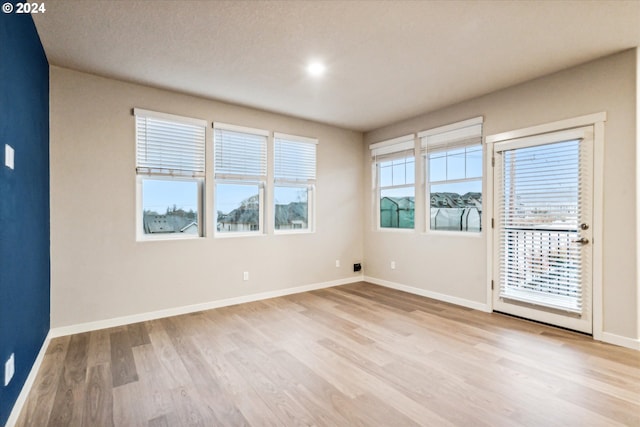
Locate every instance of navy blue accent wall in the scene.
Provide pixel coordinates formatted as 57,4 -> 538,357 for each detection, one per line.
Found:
0,5 -> 50,425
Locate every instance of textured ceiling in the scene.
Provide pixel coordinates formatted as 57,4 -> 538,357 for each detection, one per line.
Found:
33,0 -> 640,132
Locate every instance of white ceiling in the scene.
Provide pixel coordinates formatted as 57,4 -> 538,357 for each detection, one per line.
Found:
33,0 -> 640,132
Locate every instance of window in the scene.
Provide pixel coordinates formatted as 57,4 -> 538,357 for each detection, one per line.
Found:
420,117 -> 483,232
214,123 -> 268,235
370,135 -> 415,229
274,133 -> 317,232
135,108 -> 206,239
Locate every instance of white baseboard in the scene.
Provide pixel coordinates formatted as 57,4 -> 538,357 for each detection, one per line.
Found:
50,276 -> 364,338
5,331 -> 52,427
601,332 -> 640,350
364,276 -> 491,312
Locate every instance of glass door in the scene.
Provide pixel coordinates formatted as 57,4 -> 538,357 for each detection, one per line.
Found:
493,127 -> 593,334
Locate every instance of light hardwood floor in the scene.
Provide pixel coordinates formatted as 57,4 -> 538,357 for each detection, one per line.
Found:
15,282 -> 640,426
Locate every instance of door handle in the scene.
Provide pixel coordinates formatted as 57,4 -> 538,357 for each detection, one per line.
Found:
572,237 -> 589,244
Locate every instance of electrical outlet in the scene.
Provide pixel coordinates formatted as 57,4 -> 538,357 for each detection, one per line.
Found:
353,263 -> 362,272
391,261 -> 396,270
335,260 -> 340,268
243,271 -> 249,281
5,353 -> 15,386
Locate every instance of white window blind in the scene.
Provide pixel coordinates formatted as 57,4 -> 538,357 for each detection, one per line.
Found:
274,133 -> 317,183
419,117 -> 483,154
369,135 -> 416,190
496,135 -> 588,314
370,134 -> 414,162
135,109 -> 206,177
214,125 -> 267,179
370,135 -> 416,194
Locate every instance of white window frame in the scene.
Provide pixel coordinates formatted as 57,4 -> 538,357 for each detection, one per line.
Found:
370,134 -> 416,231
213,122 -> 268,238
134,108 -> 207,241
419,117 -> 483,235
273,132 -> 317,234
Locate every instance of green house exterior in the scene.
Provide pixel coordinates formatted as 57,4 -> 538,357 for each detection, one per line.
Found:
380,197 -> 415,229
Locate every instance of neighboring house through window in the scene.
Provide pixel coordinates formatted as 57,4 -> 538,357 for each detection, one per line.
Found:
135,108 -> 206,240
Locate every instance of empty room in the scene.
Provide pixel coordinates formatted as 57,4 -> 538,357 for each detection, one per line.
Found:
1,0 -> 639,425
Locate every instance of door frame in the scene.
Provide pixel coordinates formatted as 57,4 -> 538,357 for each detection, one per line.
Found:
485,112 -> 606,340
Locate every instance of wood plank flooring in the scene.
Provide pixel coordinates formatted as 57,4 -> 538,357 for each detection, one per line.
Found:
15,282 -> 640,426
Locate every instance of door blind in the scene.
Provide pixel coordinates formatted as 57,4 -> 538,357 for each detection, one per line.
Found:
135,111 -> 206,177
497,137 -> 589,314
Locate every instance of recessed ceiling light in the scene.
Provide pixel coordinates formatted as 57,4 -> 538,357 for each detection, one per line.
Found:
307,61 -> 326,77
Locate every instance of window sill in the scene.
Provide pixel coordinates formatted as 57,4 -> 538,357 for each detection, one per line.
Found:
137,234 -> 203,242
375,227 -> 416,233
423,230 -> 484,238
274,229 -> 314,235
214,231 -> 265,239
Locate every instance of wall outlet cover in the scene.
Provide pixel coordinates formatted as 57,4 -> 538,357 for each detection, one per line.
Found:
5,353 -> 15,386
5,144 -> 15,170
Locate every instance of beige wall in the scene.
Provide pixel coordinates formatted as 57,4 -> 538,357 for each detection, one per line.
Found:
364,49 -> 638,341
50,66 -> 364,328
